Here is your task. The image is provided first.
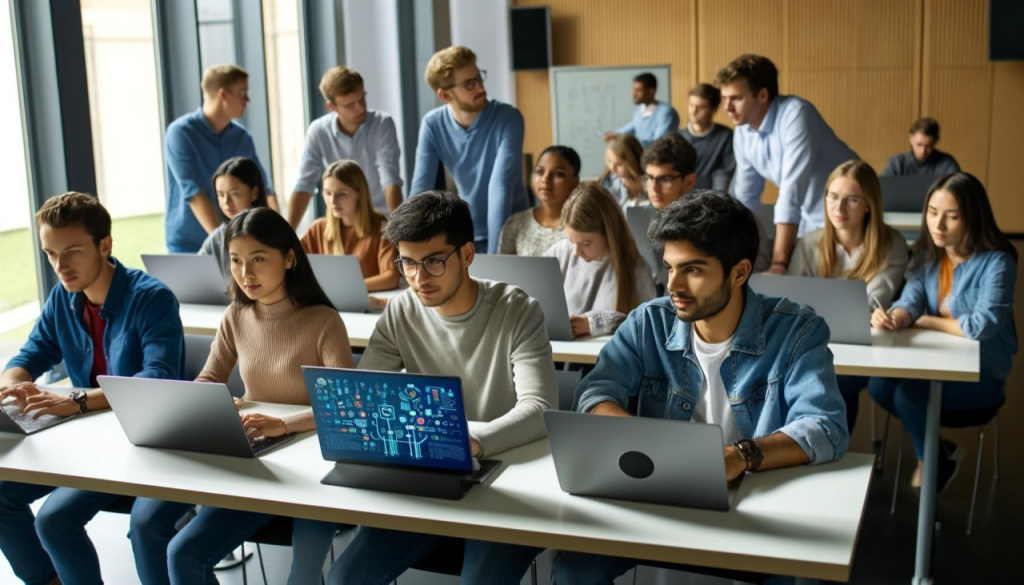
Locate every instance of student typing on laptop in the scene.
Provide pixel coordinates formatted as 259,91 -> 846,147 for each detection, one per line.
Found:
553,191 -> 849,584
0,193 -> 185,585
326,191 -> 558,585
130,207 -> 354,585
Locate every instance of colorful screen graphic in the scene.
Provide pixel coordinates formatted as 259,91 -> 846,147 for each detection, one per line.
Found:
304,368 -> 471,473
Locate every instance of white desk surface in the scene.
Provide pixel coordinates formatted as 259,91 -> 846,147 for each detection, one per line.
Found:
0,403 -> 873,581
883,212 -> 921,231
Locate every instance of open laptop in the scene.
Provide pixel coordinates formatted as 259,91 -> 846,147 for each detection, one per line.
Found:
97,376 -> 296,458
625,206 -> 659,279
880,175 -> 936,212
0,400 -> 78,435
544,410 -> 737,511
303,366 -> 501,500
469,255 -> 574,341
748,274 -> 872,345
307,255 -> 371,313
142,254 -> 230,306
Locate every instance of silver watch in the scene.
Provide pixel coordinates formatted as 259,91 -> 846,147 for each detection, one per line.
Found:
69,390 -> 89,413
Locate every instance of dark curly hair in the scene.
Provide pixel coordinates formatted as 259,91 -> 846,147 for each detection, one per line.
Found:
640,133 -> 697,177
647,190 -> 760,272
385,190 -> 474,249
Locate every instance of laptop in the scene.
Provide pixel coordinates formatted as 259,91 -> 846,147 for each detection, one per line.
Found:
0,399 -> 78,435
748,274 -> 872,345
97,376 -> 296,458
142,254 -> 230,306
303,366 -> 501,499
544,410 -> 737,511
879,175 -> 936,213
307,254 -> 370,313
469,255 -> 574,341
625,206 -> 659,279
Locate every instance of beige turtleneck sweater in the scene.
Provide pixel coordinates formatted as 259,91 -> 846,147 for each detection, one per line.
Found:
197,299 -> 354,432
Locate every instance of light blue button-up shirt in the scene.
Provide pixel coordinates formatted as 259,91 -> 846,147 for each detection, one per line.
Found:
616,101 -> 680,147
294,110 -> 403,213
731,95 -> 857,235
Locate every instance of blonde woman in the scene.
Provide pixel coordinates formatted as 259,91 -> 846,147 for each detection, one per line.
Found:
788,160 -> 909,432
300,160 -> 400,291
546,185 -> 656,338
598,134 -> 647,210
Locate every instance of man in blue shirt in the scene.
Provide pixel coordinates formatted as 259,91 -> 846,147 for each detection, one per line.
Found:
287,66 -> 404,227
718,54 -> 858,275
0,193 -> 185,585
164,64 -> 275,253
553,191 -> 848,583
410,46 -> 528,254
604,72 -> 680,147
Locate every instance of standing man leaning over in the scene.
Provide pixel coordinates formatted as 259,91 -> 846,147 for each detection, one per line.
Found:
680,83 -> 735,191
718,54 -> 857,275
164,64 -> 276,253
410,46 -> 528,254
0,193 -> 185,585
287,66 -> 404,227
882,117 -> 961,177
604,72 -> 680,147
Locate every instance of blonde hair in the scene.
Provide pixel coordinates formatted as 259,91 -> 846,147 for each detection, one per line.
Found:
561,185 -> 642,314
598,134 -> 644,190
425,46 -> 477,92
818,160 -> 892,281
320,160 -> 385,255
319,67 -> 364,103
201,64 -> 248,98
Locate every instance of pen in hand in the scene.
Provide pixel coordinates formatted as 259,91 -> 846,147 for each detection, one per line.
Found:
871,294 -> 895,330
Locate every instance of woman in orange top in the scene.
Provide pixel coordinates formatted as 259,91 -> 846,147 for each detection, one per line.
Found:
300,160 -> 400,291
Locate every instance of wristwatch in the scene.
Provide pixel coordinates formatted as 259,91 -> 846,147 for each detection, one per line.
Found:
732,438 -> 763,472
69,390 -> 89,414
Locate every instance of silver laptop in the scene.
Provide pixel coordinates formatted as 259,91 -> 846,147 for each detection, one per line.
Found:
748,274 -> 872,345
625,206 -> 659,279
142,254 -> 230,305
469,255 -> 574,341
97,376 -> 296,458
545,410 -> 736,511
0,401 -> 76,435
880,175 -> 936,213
307,255 -> 370,313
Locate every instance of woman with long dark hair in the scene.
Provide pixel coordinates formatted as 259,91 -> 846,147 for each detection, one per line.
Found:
199,157 -> 269,280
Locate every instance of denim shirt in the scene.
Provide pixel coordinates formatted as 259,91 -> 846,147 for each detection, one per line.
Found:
576,288 -> 849,464
6,258 -> 186,387
892,249 -> 1017,380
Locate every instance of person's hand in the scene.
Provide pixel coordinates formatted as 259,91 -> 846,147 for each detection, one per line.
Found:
369,295 -> 388,309
233,397 -> 244,411
241,413 -> 287,439
0,381 -> 42,410
871,307 -> 911,331
23,391 -> 80,419
723,445 -> 748,482
570,315 -> 591,338
763,263 -> 787,276
589,401 -> 631,417
470,438 -> 481,458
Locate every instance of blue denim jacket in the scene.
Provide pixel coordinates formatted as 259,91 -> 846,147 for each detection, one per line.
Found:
893,249 -> 1017,380
576,287 -> 849,464
6,258 -> 186,386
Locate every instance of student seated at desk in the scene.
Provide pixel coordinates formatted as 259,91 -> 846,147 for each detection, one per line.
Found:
300,159 -> 400,291
598,134 -> 646,210
326,191 -> 557,585
131,207 -> 354,585
497,145 -> 580,256
868,173 -> 1016,491
548,185 -> 656,338
788,160 -> 909,433
553,191 -> 849,584
881,117 -> 961,177
0,192 -> 185,585
198,156 -> 270,280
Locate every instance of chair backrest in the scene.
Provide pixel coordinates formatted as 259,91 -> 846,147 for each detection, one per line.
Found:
555,369 -> 583,412
183,334 -> 245,398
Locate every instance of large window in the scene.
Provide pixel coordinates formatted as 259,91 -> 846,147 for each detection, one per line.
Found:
262,0 -> 305,210
81,0 -> 166,270
196,0 -> 237,68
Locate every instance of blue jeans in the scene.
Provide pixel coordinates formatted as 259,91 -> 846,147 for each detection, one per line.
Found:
0,482 -> 121,585
868,376 -> 1006,459
836,375 -> 869,434
158,504 -> 337,585
327,527 -> 541,585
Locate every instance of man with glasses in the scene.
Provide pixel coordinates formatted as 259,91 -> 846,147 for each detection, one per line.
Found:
287,67 -> 404,227
164,64 -> 276,253
410,46 -> 528,254
326,191 -> 556,585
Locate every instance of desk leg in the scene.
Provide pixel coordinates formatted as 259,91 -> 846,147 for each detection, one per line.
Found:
913,381 -> 942,585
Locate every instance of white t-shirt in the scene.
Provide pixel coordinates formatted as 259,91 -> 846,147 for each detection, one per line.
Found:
690,325 -> 743,446
834,243 -> 864,276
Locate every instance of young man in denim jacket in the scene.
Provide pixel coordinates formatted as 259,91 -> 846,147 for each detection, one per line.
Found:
554,190 -> 849,584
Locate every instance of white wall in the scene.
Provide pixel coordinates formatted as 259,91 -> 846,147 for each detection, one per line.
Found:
449,0 -> 515,106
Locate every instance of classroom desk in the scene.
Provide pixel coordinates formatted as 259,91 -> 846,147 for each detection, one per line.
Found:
883,212 -> 921,231
0,403 -> 875,581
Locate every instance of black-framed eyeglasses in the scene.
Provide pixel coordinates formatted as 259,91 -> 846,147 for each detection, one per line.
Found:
445,70 -> 487,92
393,249 -> 459,277
642,173 -> 682,189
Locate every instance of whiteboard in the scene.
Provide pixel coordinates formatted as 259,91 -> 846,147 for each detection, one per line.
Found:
550,65 -> 672,180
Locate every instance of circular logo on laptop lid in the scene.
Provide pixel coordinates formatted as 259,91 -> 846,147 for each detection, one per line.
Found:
618,451 -> 655,479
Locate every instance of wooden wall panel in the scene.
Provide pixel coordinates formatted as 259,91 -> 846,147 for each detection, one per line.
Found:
986,62 -> 1024,233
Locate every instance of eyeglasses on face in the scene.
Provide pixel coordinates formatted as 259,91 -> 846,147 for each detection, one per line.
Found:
393,248 -> 460,277
642,173 -> 682,189
445,70 -> 487,92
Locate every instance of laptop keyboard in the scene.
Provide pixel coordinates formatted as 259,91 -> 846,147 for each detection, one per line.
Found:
249,434 -> 295,456
2,405 -> 65,433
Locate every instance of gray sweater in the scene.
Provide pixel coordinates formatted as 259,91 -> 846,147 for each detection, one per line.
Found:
198,223 -> 231,282
358,279 -> 557,457
881,150 -> 960,177
680,123 -> 736,191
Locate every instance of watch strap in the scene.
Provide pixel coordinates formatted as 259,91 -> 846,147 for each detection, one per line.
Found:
733,438 -> 764,472
70,390 -> 89,413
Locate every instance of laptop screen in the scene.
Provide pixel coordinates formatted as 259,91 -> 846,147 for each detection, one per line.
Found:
303,367 -> 473,474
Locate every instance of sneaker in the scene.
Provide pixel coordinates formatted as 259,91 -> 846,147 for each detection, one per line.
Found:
936,440 -> 964,493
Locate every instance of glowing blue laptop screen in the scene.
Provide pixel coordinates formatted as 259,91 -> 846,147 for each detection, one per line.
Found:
304,367 -> 472,474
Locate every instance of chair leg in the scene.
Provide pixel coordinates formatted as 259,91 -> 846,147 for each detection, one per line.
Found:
631,565 -> 638,585
876,413 -> 892,471
256,543 -> 270,585
241,542 -> 248,585
530,558 -> 538,585
967,428 -> 985,536
871,403 -> 878,444
890,429 -> 905,515
994,413 -> 1000,482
